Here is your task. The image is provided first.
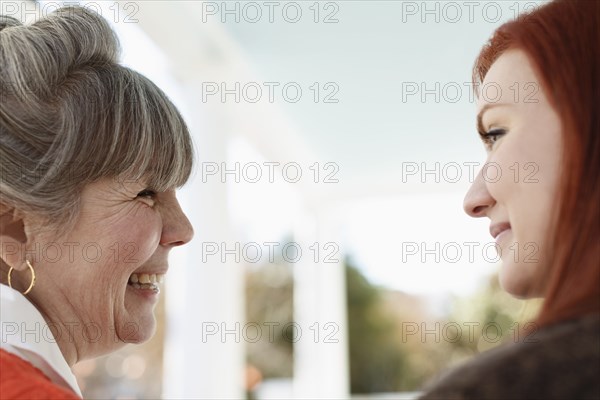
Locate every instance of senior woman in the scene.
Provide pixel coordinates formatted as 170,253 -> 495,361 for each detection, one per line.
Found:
0,6 -> 193,398
419,0 -> 599,398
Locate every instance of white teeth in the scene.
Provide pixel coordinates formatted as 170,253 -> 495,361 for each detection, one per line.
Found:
129,273 -> 164,285
129,282 -> 159,292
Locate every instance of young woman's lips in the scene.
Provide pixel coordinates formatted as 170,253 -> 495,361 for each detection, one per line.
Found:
490,222 -> 512,248
495,228 -> 512,246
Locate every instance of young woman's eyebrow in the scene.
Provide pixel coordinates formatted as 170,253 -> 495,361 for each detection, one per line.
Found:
477,103 -> 512,132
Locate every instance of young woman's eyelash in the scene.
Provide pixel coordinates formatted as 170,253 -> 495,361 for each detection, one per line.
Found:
478,128 -> 506,148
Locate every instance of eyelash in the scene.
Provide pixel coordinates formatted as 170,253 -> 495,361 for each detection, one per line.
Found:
478,128 -> 506,148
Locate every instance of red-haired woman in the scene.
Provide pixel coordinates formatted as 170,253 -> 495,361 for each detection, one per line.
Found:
420,0 -> 599,398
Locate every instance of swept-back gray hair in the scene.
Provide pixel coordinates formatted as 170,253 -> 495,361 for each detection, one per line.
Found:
0,6 -> 193,234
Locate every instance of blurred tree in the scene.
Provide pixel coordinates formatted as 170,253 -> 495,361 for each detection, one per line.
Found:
346,258 -> 413,393
345,259 -> 540,393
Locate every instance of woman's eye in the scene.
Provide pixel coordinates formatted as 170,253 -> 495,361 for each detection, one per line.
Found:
136,189 -> 157,200
479,128 -> 506,148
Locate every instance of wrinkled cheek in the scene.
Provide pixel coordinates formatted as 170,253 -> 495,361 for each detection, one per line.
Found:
110,215 -> 161,266
75,278 -> 121,337
132,229 -> 161,263
111,233 -> 159,266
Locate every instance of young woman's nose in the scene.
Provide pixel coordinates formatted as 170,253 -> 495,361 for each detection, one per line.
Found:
463,167 -> 495,218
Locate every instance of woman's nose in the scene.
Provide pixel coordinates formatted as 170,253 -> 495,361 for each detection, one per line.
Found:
160,196 -> 194,247
463,167 -> 495,218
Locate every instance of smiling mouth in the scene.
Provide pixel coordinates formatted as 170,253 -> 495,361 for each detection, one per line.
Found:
128,273 -> 164,291
495,228 -> 511,245
490,222 -> 511,239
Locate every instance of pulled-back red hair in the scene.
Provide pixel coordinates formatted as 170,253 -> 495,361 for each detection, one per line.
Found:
473,0 -> 600,328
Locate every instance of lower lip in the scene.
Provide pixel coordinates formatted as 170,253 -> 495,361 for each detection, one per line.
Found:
495,229 -> 512,245
126,284 -> 160,302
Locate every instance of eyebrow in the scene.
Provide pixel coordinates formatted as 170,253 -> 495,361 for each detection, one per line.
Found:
476,103 -> 511,133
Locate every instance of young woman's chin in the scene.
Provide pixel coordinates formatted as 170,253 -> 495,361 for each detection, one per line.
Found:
498,260 -> 541,299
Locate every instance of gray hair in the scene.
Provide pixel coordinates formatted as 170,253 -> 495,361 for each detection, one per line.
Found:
0,6 -> 193,235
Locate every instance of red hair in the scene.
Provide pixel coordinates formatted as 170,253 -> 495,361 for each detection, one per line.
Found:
473,0 -> 600,328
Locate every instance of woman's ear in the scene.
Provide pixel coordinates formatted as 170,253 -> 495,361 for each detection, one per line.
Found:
0,207 -> 29,271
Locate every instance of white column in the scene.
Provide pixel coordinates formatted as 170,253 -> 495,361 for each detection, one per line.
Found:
162,85 -> 245,399
293,209 -> 349,399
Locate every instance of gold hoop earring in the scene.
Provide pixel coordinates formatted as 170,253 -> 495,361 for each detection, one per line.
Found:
7,260 -> 36,295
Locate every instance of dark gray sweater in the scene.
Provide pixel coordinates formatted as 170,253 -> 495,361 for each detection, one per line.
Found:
418,314 -> 600,400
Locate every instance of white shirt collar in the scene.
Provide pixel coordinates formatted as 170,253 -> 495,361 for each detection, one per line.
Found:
0,284 -> 83,398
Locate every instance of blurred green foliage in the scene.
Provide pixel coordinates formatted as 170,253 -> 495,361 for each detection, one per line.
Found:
245,256 -> 539,394
346,261 -> 414,392
345,258 -> 538,393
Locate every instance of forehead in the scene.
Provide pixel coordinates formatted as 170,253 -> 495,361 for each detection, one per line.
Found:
477,49 -> 542,111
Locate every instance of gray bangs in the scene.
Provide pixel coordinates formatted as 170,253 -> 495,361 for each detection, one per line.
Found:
111,68 -> 194,192
52,65 -> 194,192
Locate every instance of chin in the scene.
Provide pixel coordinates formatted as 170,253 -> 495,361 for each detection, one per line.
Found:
117,314 -> 157,344
498,261 -> 535,299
